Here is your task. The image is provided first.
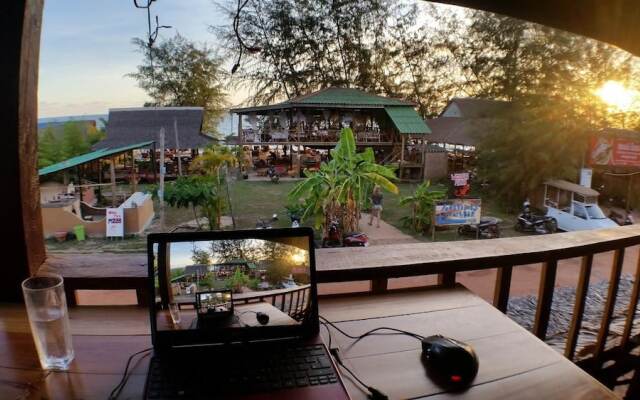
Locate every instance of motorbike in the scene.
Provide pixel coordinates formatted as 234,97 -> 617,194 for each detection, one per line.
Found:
322,219 -> 369,247
290,213 -> 301,228
267,165 -> 279,183
256,214 -> 278,229
515,202 -> 557,234
457,217 -> 501,239
609,209 -> 634,226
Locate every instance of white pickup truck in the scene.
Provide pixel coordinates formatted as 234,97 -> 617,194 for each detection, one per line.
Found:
543,180 -> 618,232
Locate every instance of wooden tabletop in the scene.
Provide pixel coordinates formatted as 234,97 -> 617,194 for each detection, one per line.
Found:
0,285 -> 617,400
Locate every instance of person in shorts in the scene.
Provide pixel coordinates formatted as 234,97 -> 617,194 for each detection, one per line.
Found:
369,186 -> 383,228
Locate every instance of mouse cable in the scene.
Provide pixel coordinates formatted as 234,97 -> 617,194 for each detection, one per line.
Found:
321,321 -> 389,400
319,315 -> 424,342
108,347 -> 153,400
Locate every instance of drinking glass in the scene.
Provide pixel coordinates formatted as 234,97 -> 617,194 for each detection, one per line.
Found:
21,274 -> 74,370
169,302 -> 181,325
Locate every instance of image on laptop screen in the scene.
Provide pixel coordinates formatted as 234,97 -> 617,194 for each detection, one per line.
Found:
152,236 -> 312,332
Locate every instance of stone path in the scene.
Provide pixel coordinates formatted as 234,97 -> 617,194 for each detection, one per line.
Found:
357,213 -> 418,246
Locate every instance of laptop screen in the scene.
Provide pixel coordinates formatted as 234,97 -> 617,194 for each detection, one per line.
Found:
149,230 -> 316,344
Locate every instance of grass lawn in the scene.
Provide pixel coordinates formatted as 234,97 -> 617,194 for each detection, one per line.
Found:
46,179 -> 524,253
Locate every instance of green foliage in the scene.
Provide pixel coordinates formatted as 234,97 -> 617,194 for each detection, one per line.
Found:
476,97 -> 590,205
38,122 -> 99,168
289,128 -> 398,233
224,268 -> 256,293
191,248 -> 211,265
38,127 -> 64,168
129,34 -> 228,135
266,259 -> 293,286
170,268 -> 185,281
399,181 -> 446,234
157,175 -> 225,230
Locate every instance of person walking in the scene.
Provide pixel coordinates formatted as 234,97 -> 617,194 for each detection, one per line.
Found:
369,186 -> 383,228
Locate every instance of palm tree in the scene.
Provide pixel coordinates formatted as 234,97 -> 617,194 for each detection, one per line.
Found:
289,128 -> 398,234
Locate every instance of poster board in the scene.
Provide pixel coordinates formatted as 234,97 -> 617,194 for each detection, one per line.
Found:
106,207 -> 124,237
435,198 -> 481,226
589,137 -> 640,167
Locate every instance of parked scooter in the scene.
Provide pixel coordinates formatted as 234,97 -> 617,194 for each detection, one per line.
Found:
609,209 -> 634,226
322,219 -> 369,247
256,214 -> 278,229
267,165 -> 280,183
457,217 -> 501,239
515,200 -> 557,234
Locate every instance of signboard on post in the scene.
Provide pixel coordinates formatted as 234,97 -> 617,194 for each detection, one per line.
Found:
580,168 -> 593,188
450,172 -> 470,187
435,198 -> 481,226
106,208 -> 124,237
589,137 -> 640,167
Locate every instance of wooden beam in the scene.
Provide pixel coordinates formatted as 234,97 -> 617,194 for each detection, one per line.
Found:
533,260 -> 558,340
0,1 -> 46,302
621,251 -> 640,349
594,248 -> 625,361
371,278 -> 388,294
437,271 -> 456,288
564,254 -> 593,360
110,158 -> 117,207
493,266 -> 513,313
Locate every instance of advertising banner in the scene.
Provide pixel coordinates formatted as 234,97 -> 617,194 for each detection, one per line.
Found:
590,137 -> 640,167
106,207 -> 124,237
435,198 -> 481,226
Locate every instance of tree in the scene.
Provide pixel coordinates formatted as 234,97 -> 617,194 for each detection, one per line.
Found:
191,248 -> 211,265
289,128 -> 398,233
129,33 -> 228,134
159,175 -> 225,230
61,121 -> 91,158
399,181 -> 446,234
38,127 -> 64,168
476,97 -> 590,206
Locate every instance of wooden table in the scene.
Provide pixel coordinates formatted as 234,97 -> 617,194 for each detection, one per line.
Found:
0,285 -> 617,399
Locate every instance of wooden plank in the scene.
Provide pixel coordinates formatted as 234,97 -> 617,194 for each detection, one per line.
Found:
422,359 -> 617,400
621,250 -> 640,349
594,248 -> 625,361
333,331 -> 563,400
493,266 -> 513,313
565,254 -> 593,360
533,260 -> 558,340
315,225 -> 640,283
318,285 -> 483,322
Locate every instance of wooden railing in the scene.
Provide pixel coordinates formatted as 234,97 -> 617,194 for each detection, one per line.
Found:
240,128 -> 392,144
234,285 -> 311,321
315,225 -> 640,397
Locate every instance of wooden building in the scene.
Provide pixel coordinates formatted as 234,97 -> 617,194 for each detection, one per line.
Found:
230,87 -> 431,181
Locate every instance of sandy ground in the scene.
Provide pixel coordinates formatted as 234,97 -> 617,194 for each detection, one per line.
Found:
76,215 -> 639,306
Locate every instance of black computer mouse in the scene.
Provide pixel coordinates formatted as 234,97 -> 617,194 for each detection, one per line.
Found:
421,335 -> 479,390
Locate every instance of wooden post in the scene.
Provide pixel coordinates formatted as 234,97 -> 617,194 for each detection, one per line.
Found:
110,157 -> 117,207
238,112 -> 243,143
151,142 -> 158,183
174,117 -> 182,176
159,128 -> 166,228
130,150 -> 138,193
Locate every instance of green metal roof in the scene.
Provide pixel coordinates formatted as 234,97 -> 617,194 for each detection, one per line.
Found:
38,140 -> 154,176
385,107 -> 431,135
287,87 -> 413,107
230,87 -> 415,113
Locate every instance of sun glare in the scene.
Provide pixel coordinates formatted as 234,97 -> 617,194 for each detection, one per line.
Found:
596,81 -> 637,111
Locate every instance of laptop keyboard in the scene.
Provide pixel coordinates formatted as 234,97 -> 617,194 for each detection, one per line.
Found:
146,344 -> 339,399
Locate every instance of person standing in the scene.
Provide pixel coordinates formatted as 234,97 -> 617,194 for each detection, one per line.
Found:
369,186 -> 383,228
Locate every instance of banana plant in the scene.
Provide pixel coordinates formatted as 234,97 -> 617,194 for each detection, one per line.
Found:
289,128 -> 398,234
399,181 -> 446,234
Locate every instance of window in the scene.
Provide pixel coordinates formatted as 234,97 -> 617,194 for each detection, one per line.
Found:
573,204 -> 588,220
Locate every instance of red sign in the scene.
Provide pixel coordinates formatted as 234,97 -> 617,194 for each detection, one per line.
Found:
589,137 -> 640,167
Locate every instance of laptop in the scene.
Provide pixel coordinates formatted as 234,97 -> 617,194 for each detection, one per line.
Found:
144,228 -> 351,399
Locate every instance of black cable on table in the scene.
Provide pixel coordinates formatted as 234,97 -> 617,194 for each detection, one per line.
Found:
108,347 -> 153,400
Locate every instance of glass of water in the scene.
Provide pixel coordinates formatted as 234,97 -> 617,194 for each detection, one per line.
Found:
21,274 -> 74,370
